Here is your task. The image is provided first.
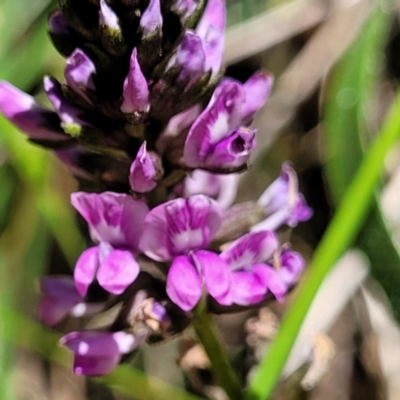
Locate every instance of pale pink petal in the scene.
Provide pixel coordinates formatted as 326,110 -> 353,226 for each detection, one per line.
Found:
253,264 -> 287,302
74,246 -> 99,297
231,270 -> 269,306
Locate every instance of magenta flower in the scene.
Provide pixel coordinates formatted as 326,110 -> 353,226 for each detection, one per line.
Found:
71,192 -> 148,296
121,48 -> 150,114
277,249 -> 305,290
183,72 -> 272,169
140,195 -> 232,311
252,163 -> 313,232
220,231 -> 286,305
0,81 -> 68,141
129,142 -> 162,193
60,330 -> 145,375
140,195 -> 222,261
64,48 -> 96,103
38,276 -> 104,327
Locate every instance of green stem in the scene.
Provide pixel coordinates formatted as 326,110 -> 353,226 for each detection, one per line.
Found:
193,301 -> 243,400
245,92 -> 400,400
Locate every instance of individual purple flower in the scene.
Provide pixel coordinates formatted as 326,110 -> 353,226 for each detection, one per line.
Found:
183,73 -> 271,169
71,192 -> 149,296
140,195 -> 232,311
65,49 -> 96,103
277,249 -> 305,290
140,195 -> 222,261
43,76 -> 87,131
220,231 -> 286,306
129,142 -> 163,193
121,48 -> 150,114
60,330 -> 145,375
167,31 -> 206,89
251,163 -> 313,232
184,170 -> 239,209
99,0 -> 120,31
0,81 -> 68,141
38,276 -> 104,327
196,0 -> 226,76
140,0 -> 162,37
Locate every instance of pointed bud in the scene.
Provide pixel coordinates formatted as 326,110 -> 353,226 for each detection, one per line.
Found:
121,48 -> 150,115
140,0 -> 162,37
168,31 -> 206,89
99,0 -> 120,31
44,76 -> 87,136
48,10 -> 78,57
129,142 -> 163,193
173,0 -> 197,20
65,49 -> 96,104
196,0 -> 226,75
0,81 -> 67,141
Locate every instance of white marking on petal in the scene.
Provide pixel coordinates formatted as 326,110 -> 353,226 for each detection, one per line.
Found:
209,112 -> 229,143
78,341 -> 89,355
71,303 -> 87,317
229,248 -> 256,271
171,229 -> 204,253
113,332 -> 135,354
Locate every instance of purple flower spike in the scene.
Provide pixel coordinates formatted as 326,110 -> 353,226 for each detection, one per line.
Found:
43,76 -> 86,130
60,330 -> 144,375
129,142 -> 162,193
99,0 -> 120,30
71,191 -> 149,251
140,195 -> 222,262
203,126 -> 256,169
38,276 -> 103,327
252,163 -> 313,232
221,230 -> 285,305
0,81 -> 67,141
65,49 -> 96,103
140,0 -> 162,37
166,250 -> 232,311
169,31 -> 206,89
184,79 -> 246,168
241,72 -> 273,125
184,170 -> 239,209
121,48 -> 150,114
196,0 -> 225,75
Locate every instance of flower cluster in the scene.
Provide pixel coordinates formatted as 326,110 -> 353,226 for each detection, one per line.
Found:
0,0 -> 312,376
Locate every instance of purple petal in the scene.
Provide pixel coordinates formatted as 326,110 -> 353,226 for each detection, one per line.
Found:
183,80 -> 246,168
230,270 -> 269,306
121,48 -> 150,114
60,330 -> 136,375
193,250 -> 232,306
184,170 -> 239,209
129,142 -> 159,193
221,230 -> 279,271
202,126 -> 256,169
164,105 -> 201,137
196,0 -> 225,75
169,31 -> 206,89
140,0 -> 162,36
166,255 -> 202,311
71,191 -> 149,251
43,76 -> 85,127
0,81 -> 67,141
38,276 -> 82,326
74,246 -> 99,297
97,249 -> 140,295
278,250 -> 305,289
241,72 -> 273,125
99,0 -> 120,30
287,194 -> 313,227
65,49 -> 96,103
173,0 -> 197,19
253,264 -> 287,302
140,195 -> 222,261
48,10 -> 70,35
